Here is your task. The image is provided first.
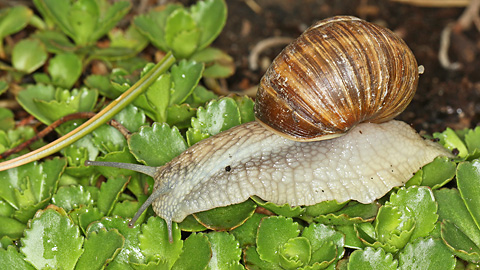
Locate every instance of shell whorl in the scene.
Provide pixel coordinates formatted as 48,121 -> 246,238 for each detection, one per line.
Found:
254,16 -> 419,141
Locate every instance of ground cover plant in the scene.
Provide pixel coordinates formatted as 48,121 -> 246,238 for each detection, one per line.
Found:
0,0 -> 479,269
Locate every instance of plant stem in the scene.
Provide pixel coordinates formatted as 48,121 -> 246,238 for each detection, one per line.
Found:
0,52 -> 176,171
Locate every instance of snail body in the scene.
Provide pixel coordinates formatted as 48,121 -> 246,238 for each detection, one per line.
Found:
85,16 -> 452,241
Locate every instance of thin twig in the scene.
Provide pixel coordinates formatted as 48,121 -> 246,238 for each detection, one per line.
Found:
455,0 -> 480,31
438,23 -> 462,70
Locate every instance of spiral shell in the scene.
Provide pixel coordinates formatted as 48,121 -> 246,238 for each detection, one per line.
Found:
254,16 -> 419,141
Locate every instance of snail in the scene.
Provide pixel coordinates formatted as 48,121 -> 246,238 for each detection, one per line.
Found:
84,16 -> 452,241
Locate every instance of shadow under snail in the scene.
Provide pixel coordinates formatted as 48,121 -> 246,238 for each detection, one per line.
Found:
82,16 -> 452,241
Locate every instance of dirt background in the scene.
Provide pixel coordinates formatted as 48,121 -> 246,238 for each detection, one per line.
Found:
205,0 -> 480,134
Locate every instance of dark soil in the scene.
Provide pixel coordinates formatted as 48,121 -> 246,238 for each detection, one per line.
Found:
210,0 -> 480,134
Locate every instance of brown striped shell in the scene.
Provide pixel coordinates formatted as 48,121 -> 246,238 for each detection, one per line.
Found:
254,16 -> 419,141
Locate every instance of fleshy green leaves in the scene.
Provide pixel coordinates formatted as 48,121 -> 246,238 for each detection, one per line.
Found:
348,247 -> 397,270
75,229 -> 124,269
135,0 -> 226,59
129,123 -> 187,167
398,238 -> 455,270
132,0 -> 233,77
436,160 -> 480,263
0,158 -> 65,222
139,217 -> 183,268
356,186 -> 438,253
34,0 -> 131,46
17,85 -> 98,126
21,207 -> 84,269
11,39 -> 47,74
246,216 -> 344,269
0,6 -> 33,57
187,96 -> 255,145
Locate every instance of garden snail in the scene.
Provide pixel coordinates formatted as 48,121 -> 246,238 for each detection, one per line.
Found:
94,16 -> 450,241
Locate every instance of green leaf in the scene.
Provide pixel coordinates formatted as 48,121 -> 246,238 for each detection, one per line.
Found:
0,108 -> 14,131
97,176 -> 129,216
133,5 -> 182,51
374,205 -> 415,251
75,228 -> 124,269
233,95 -> 255,123
0,216 -> 26,239
112,200 -> 141,219
77,206 -> 104,234
386,186 -> 438,240
178,215 -> 207,232
165,9 -> 200,58
186,128 -> 210,147
139,217 -> 182,267
128,122 -> 187,167
244,245 -> 278,270
194,199 -> 256,231
435,189 -> 480,248
348,247 -> 397,270
69,0 -> 99,45
21,207 -> 84,269
87,216 -> 145,266
231,213 -> 267,248
465,127 -> 480,153
206,232 -> 243,269
17,85 -> 98,125
313,202 -> 379,225
251,196 -> 305,217
190,0 -> 227,50
457,160 -> 480,230
0,246 -> 35,270
109,24 -> 148,52
51,185 -> 93,212
11,39 -> 47,73
187,85 -> 218,107
114,104 -> 147,133
398,237 -> 455,270
91,1 -> 131,42
302,223 -> 344,264
32,30 -> 76,54
170,60 -> 204,105
305,200 -> 349,217
441,219 -> 480,263
0,158 -> 65,210
0,6 -> 32,39
190,47 -> 235,78
434,128 -> 468,158
91,124 -> 127,154
144,73 -> 171,122
166,104 -> 196,128
48,53 -> 83,89
336,225 -> 365,249
171,233 -> 211,270
256,216 -> 300,263
0,199 -> 14,217
36,0 -> 130,46
407,157 -> 456,189
278,237 -> 311,269
189,97 -> 242,138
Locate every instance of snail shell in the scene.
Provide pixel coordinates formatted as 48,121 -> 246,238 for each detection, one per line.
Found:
255,16 -> 419,141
